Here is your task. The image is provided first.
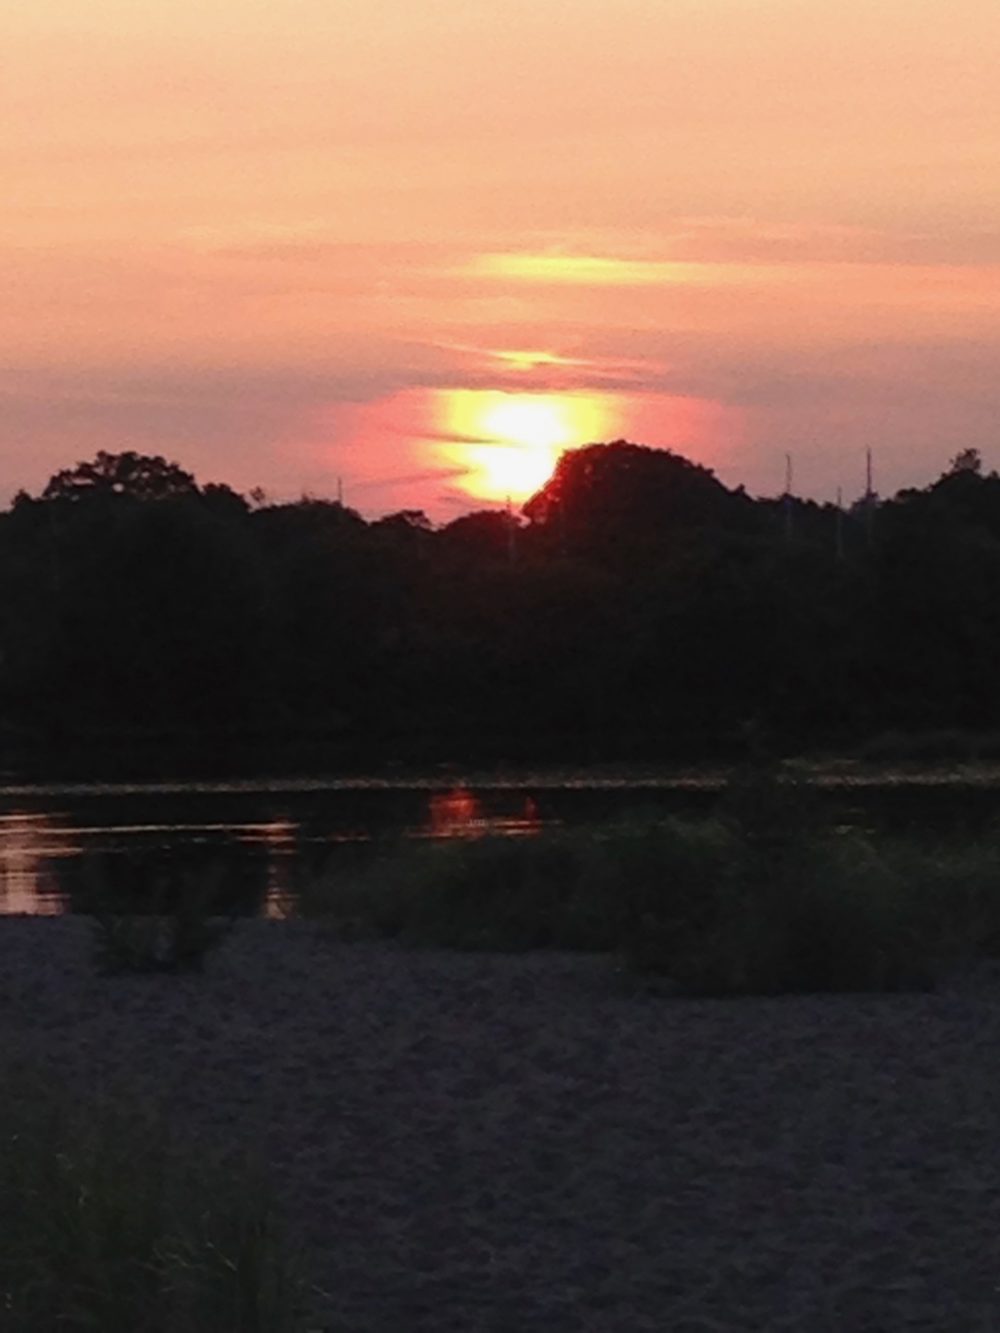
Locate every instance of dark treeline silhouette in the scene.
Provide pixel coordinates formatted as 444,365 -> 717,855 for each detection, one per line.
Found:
1,442 -> 996,773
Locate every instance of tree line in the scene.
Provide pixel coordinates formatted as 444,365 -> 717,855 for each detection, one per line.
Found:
0,442 -> 995,773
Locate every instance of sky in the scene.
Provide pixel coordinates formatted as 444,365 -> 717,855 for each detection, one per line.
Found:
4,0 -> 1000,518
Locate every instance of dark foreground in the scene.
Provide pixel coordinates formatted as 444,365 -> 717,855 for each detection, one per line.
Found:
2,918 -> 998,1331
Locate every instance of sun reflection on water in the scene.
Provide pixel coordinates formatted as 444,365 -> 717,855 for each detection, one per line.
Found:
426,787 -> 542,839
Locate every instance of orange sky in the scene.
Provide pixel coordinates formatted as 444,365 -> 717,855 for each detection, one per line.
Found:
4,0 -> 1000,516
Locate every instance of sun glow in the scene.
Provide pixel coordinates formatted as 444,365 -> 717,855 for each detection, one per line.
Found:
440,390 -> 614,502
480,398 -> 573,450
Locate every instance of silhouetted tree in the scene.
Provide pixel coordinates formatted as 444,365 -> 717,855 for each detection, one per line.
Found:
949,447 -> 983,475
439,510 -> 519,565
41,451 -> 199,503
524,440 -> 758,566
3,439 -> 1000,769
201,482 -> 250,520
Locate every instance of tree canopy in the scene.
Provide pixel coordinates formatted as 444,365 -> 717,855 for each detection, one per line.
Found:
41,451 -> 199,503
2,443 -> 999,771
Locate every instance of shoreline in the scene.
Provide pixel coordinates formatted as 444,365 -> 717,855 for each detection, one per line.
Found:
4,756 -> 1000,800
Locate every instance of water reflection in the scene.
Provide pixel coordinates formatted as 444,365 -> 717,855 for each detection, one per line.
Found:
251,819 -> 299,919
427,787 -> 485,837
427,787 -> 542,839
0,776 -> 989,916
55,836 -> 271,918
0,812 -> 76,914
0,808 -> 293,916
0,786 -> 554,914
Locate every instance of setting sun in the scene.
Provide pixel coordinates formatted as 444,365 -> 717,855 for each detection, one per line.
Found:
480,398 -> 574,451
459,441 -> 561,500
439,390 -> 614,502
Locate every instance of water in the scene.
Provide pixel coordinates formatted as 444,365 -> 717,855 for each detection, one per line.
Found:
2,771 -> 998,916
0,776 -> 717,916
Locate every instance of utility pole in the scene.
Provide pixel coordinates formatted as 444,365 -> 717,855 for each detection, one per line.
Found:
864,448 -> 875,547
47,499 -> 63,600
506,495 -> 516,565
337,476 -> 344,507
783,452 -> 794,544
835,486 -> 844,561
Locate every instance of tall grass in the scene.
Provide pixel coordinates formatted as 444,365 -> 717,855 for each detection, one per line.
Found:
0,1066 -> 313,1332
72,853 -> 243,974
301,768 -> 1000,995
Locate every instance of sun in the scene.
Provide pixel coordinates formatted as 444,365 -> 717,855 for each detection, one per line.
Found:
440,390 -> 613,502
479,398 -> 574,451
463,439 -> 562,499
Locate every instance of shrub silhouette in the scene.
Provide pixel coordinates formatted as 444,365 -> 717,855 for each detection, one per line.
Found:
303,782 -> 987,995
74,851 -> 243,975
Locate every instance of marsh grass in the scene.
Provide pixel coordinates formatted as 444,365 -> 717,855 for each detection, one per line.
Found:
883,833 -> 1000,963
0,1065 -> 312,1332
300,831 -> 591,949
75,854 -> 241,974
301,767 -> 1000,995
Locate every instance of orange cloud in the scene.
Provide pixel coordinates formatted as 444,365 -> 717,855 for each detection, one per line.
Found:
468,253 -> 725,287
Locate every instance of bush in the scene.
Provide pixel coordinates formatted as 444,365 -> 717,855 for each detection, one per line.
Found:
882,831 -> 1000,963
300,771 -> 1000,996
608,769 -> 941,993
0,1065 -> 313,1332
76,854 -> 241,974
309,831 -> 590,950
642,831 -> 936,996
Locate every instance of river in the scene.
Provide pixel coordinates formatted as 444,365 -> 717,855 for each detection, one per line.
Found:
1,769 -> 998,915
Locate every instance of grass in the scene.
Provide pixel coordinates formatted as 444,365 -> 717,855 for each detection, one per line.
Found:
300,768 -> 1000,996
72,853 -> 242,974
0,1064 -> 314,1332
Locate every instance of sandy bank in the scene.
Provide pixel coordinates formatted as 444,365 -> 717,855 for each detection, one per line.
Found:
1,917 -> 998,1331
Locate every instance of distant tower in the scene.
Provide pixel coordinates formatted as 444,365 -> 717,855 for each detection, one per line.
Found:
864,448 -> 875,546
835,486 -> 844,561
506,495 -> 517,565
